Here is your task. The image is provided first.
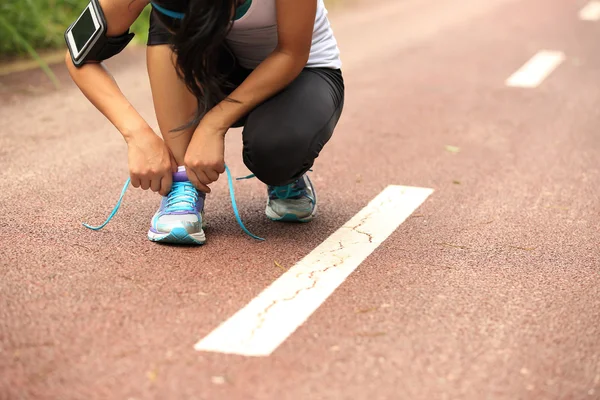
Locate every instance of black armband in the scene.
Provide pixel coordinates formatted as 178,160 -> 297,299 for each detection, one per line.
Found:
64,0 -> 135,67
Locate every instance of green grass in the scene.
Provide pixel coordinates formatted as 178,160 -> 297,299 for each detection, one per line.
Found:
0,0 -> 150,86
0,0 -> 151,58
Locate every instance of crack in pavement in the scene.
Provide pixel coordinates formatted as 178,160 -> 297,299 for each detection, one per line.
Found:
243,201 -> 393,343
354,228 -> 374,243
247,253 -> 351,342
330,241 -> 344,253
347,212 -> 377,243
295,241 -> 345,278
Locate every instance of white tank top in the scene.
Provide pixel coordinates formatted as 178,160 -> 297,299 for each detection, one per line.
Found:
225,0 -> 342,70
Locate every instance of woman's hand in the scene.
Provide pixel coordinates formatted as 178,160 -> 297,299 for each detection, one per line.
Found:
184,121 -> 228,193
126,127 -> 178,196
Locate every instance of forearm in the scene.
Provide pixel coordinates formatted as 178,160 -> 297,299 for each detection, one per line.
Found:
65,52 -> 152,142
204,49 -> 307,129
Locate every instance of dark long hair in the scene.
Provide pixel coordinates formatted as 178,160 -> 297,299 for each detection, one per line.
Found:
152,0 -> 238,129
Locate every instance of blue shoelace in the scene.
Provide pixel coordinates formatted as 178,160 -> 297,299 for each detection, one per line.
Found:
269,184 -> 305,200
82,164 -> 265,241
237,171 -> 312,201
164,181 -> 198,212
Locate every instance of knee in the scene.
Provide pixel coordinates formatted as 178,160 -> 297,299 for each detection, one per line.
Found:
243,128 -> 311,186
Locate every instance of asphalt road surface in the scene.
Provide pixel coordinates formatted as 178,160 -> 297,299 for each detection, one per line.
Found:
1,0 -> 599,399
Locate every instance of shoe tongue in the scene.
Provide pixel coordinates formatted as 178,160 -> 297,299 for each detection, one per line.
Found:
293,178 -> 306,189
173,170 -> 189,182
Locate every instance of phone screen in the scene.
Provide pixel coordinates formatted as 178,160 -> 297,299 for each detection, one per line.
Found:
72,7 -> 97,51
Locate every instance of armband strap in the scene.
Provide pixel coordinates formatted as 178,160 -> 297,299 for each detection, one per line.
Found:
93,31 -> 135,62
64,0 -> 136,67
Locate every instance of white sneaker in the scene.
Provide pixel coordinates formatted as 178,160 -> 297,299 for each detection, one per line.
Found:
265,174 -> 317,222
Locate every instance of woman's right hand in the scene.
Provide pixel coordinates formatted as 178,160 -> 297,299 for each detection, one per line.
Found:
126,127 -> 178,196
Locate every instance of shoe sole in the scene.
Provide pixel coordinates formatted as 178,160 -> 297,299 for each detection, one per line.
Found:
265,204 -> 317,223
147,227 -> 206,245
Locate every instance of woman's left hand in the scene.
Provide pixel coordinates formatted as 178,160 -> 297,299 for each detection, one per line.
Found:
184,121 -> 228,193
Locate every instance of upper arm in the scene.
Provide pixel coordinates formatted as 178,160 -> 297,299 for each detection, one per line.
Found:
65,0 -> 149,67
98,0 -> 150,36
275,0 -> 317,60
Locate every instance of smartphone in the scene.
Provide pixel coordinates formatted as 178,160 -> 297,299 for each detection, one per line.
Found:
65,0 -> 106,66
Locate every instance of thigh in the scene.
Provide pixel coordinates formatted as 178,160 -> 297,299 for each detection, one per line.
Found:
243,67 -> 345,158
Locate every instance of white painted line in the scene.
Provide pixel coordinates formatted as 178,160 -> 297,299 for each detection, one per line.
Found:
579,1 -> 600,21
505,51 -> 565,88
194,185 -> 433,357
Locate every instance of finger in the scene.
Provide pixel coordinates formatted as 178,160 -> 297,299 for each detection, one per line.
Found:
187,168 -> 211,193
205,169 -> 220,183
196,170 -> 214,186
131,176 -> 141,188
140,178 -> 151,190
214,162 -> 225,174
150,177 -> 161,193
159,173 -> 172,196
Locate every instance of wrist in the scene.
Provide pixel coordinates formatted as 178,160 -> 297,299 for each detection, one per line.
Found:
121,122 -> 154,144
112,104 -> 153,144
203,105 -> 237,132
200,114 -> 229,137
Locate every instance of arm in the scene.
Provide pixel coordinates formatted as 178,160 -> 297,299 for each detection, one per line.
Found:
184,0 -> 317,190
66,0 -> 177,194
203,0 -> 317,129
65,0 -> 150,141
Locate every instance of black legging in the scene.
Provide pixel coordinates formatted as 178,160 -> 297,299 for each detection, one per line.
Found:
147,11 -> 345,186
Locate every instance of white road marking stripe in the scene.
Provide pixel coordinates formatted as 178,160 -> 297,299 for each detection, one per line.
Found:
194,185 -> 433,357
579,1 -> 600,21
505,51 -> 565,88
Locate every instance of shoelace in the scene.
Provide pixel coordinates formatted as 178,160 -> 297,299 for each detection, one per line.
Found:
82,163 -> 264,241
237,171 -> 313,201
164,181 -> 198,212
269,184 -> 305,200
